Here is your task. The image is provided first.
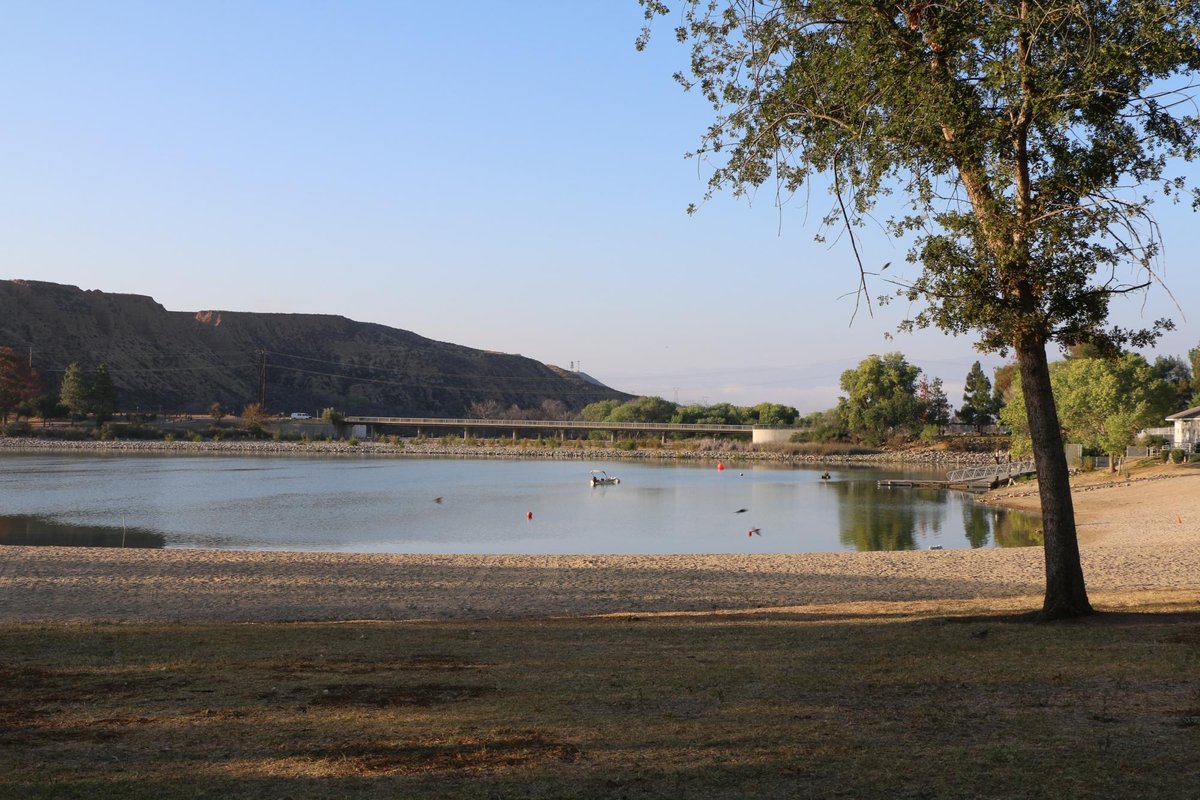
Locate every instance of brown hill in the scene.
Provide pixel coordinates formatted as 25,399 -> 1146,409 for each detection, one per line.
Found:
0,280 -> 630,416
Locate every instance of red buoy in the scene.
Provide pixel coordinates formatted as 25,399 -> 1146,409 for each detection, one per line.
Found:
717,462 -> 725,471
526,511 -> 533,520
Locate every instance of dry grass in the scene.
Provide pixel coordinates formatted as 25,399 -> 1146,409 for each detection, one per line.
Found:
3,595 -> 1199,799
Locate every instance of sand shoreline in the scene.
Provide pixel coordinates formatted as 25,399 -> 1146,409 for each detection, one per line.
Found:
3,466 -> 1198,624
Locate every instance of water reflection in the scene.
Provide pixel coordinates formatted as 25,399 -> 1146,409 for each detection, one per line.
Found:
992,508 -> 1044,547
0,515 -> 166,549
833,480 -> 1037,551
833,481 -> 948,550
962,504 -> 993,549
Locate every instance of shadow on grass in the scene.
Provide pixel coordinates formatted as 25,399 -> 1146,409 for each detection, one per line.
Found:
3,606 -> 1199,800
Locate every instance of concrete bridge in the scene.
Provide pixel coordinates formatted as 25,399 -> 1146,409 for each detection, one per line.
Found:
344,416 -> 793,444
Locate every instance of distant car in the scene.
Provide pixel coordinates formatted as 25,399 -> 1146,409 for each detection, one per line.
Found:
289,412 -> 312,420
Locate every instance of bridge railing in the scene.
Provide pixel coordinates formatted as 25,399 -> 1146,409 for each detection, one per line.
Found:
946,458 -> 1036,484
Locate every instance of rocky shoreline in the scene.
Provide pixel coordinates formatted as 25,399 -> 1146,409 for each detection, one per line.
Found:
0,434 -> 999,466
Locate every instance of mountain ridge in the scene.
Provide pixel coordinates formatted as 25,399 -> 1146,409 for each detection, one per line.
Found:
0,279 -> 630,416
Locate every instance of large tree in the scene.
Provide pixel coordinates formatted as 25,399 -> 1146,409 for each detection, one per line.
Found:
838,352 -> 923,445
1001,354 -> 1175,469
90,364 -> 118,423
1152,355 -> 1194,411
640,1 -> 1200,618
59,362 -> 90,420
959,361 -> 996,430
0,346 -> 40,425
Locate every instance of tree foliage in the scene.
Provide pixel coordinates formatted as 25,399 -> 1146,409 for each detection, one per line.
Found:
959,361 -> 997,429
59,362 -> 90,420
923,376 -> 951,428
580,396 -> 800,428
640,0 -> 1200,618
0,347 -> 40,425
1189,343 -> 1200,405
90,364 -> 117,423
240,403 -> 269,435
838,353 -> 923,445
1000,354 -> 1175,467
1152,355 -> 1194,411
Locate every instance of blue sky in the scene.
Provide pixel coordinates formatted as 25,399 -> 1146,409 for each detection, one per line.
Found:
3,1 -> 1197,413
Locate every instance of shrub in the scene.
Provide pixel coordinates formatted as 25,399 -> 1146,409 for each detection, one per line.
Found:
919,424 -> 941,442
1170,448 -> 1185,464
348,437 -> 360,447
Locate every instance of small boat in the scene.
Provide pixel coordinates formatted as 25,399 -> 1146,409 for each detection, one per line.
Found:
589,470 -> 620,487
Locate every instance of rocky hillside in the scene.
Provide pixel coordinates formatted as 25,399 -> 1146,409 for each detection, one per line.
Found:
0,280 -> 630,416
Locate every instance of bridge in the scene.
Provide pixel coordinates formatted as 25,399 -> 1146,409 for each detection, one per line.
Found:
344,416 -> 773,443
945,457 -> 1037,486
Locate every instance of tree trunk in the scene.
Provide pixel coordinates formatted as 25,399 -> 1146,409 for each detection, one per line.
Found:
1015,340 -> 1094,619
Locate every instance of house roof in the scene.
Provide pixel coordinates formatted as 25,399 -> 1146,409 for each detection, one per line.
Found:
1166,405 -> 1200,421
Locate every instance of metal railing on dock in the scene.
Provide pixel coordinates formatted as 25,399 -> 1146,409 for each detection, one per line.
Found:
878,458 -> 1036,491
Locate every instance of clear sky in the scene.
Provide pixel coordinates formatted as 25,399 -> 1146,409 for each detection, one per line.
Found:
3,1 -> 1197,413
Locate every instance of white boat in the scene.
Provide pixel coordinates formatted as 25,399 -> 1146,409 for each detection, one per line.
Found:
589,470 -> 620,487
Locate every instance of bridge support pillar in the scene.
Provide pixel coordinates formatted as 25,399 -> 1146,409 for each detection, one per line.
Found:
513,429 -> 517,441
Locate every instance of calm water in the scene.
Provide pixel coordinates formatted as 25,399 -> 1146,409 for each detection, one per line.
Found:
0,453 -> 1040,553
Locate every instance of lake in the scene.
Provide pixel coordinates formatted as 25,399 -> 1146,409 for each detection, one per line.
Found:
0,453 -> 1041,553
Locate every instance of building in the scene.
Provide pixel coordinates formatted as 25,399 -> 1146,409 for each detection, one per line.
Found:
1165,405 -> 1200,452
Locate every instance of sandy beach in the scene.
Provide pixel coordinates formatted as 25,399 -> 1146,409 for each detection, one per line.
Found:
2,465 -> 1198,624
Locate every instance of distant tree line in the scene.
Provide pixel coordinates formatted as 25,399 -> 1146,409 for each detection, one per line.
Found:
0,353 -> 120,427
802,343 -> 1198,453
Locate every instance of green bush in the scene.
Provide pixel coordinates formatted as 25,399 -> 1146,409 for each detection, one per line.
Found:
1169,448 -> 1185,464
919,424 -> 941,442
348,437 -> 360,447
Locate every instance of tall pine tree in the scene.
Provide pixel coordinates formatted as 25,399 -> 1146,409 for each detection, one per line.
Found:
960,361 -> 995,430
60,362 -> 90,420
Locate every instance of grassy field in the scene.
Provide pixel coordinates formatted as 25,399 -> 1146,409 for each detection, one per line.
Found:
3,599 -> 1199,799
